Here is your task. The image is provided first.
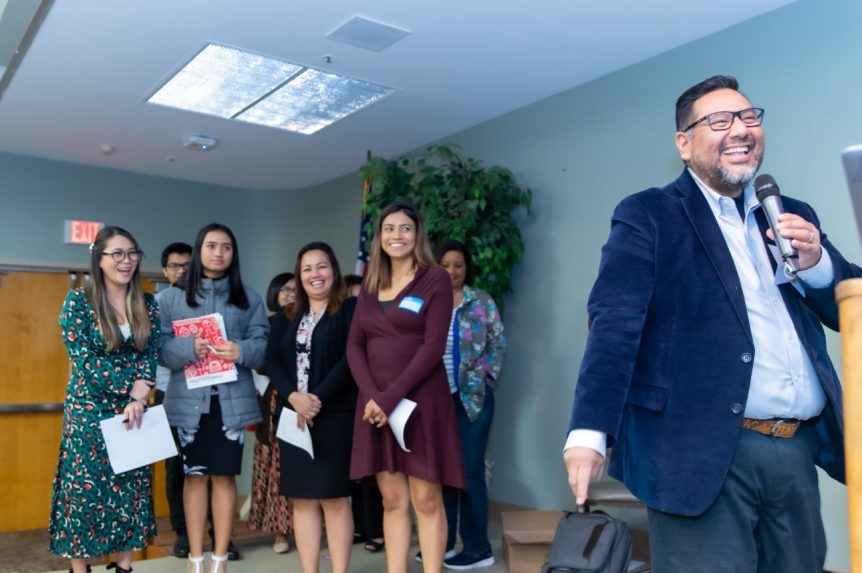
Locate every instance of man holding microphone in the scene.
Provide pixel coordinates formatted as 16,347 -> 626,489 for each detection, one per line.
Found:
564,75 -> 861,572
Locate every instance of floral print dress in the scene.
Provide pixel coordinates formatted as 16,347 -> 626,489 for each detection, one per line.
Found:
247,387 -> 292,533
49,288 -> 159,558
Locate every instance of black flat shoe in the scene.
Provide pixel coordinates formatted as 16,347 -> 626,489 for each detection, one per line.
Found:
364,540 -> 385,553
211,538 -> 242,560
106,563 -> 132,573
353,533 -> 365,544
172,532 -> 190,558
227,540 -> 241,561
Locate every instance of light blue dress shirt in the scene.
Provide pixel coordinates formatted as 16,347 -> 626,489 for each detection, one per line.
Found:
565,169 -> 835,456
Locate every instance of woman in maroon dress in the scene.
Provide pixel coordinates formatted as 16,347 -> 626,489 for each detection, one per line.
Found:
347,200 -> 465,573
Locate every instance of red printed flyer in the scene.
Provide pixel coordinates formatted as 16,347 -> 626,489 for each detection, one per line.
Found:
171,313 -> 238,389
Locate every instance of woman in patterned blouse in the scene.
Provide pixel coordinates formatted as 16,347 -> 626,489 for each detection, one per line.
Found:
435,239 -> 506,570
265,242 -> 357,573
50,226 -> 159,573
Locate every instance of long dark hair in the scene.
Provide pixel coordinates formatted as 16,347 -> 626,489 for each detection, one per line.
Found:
286,241 -> 346,320
87,226 -> 151,351
184,223 -> 249,309
364,200 -> 436,293
265,272 -> 295,313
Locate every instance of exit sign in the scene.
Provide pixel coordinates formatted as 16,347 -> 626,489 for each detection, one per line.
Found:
64,220 -> 104,245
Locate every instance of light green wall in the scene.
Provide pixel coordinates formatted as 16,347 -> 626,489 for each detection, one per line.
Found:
0,152 -> 363,294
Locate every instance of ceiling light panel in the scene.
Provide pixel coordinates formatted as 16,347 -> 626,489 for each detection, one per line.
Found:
238,68 -> 394,135
148,43 -> 394,135
148,44 -> 303,118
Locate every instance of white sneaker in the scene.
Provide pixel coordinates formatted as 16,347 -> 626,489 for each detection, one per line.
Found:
415,549 -> 458,563
444,551 -> 496,570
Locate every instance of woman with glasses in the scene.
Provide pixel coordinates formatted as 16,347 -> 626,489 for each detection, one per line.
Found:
160,223 -> 268,573
248,272 -> 296,554
49,226 -> 159,573
266,242 -> 357,573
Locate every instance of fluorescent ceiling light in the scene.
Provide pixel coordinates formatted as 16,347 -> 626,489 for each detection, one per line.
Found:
148,43 -> 394,135
237,68 -> 393,135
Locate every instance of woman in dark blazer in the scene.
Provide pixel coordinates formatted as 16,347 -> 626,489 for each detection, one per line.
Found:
265,242 -> 357,573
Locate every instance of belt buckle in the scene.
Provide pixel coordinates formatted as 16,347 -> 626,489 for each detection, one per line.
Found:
770,419 -> 785,436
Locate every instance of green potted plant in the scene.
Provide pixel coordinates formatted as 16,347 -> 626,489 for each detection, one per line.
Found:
360,144 -> 531,309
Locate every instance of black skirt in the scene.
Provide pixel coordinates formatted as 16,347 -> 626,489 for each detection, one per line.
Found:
178,394 -> 244,476
280,409 -> 353,498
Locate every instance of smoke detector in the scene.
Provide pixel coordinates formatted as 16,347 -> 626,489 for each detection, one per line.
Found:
182,134 -> 219,151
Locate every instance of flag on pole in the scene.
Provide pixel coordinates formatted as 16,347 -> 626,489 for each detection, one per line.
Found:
355,155 -> 373,276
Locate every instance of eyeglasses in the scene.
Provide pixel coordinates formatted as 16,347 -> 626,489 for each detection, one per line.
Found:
279,286 -> 296,294
165,263 -> 189,271
682,107 -> 764,133
102,250 -> 143,262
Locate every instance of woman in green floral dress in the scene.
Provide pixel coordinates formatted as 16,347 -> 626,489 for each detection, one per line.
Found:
49,226 -> 159,573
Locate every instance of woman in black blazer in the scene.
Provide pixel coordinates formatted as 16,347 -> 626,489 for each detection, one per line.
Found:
265,242 -> 357,573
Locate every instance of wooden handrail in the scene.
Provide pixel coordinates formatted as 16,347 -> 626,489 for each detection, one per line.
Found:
837,277 -> 862,573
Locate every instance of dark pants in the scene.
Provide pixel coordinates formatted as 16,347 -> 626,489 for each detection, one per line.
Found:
155,389 -> 187,535
647,423 -> 825,573
443,386 -> 494,556
351,481 -> 384,541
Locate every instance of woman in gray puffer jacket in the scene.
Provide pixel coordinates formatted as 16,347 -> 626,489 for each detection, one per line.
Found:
160,223 -> 268,573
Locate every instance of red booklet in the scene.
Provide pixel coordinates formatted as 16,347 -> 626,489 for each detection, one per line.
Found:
171,313 -> 238,389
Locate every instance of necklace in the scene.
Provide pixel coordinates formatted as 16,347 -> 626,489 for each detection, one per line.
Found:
308,306 -> 326,325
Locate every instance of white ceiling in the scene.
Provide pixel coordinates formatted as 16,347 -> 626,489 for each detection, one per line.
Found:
0,0 -> 796,190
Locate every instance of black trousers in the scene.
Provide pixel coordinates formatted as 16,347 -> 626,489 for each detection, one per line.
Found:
351,481 -> 384,541
155,389 -> 186,535
647,423 -> 825,573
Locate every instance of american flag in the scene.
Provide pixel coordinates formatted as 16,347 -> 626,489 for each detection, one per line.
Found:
355,176 -> 372,276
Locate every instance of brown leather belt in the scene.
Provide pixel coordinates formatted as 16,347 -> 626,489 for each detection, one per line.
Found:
742,418 -> 801,438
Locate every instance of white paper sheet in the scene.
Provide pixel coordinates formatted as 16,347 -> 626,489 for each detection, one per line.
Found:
389,398 -> 417,452
99,405 -> 178,474
276,407 -> 314,459
252,371 -> 270,396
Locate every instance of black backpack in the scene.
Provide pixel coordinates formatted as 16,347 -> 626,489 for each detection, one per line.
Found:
540,510 -> 633,573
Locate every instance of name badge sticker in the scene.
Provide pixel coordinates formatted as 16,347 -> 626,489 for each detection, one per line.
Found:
398,296 -> 425,314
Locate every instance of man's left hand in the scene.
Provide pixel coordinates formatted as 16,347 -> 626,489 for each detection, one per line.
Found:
766,213 -> 822,271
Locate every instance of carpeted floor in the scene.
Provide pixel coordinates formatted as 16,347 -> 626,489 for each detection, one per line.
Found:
0,517 -> 267,573
3,518 -> 521,573
0,527 -> 68,573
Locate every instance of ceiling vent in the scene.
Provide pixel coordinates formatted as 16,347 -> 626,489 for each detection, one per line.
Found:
326,16 -> 410,52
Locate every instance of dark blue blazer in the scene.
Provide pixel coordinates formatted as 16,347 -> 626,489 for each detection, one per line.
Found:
569,169 -> 861,516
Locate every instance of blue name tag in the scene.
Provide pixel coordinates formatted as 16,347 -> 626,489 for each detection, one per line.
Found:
398,296 -> 424,314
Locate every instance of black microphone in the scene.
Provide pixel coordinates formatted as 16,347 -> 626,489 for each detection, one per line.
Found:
754,174 -> 799,276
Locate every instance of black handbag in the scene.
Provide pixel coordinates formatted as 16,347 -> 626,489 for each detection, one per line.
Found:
540,509 -> 632,573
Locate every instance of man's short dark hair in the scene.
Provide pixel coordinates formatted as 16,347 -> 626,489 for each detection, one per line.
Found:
675,75 -> 740,131
160,242 -> 192,268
